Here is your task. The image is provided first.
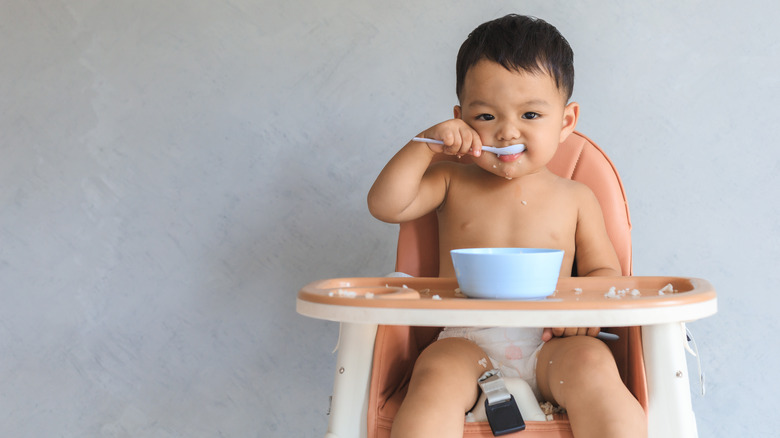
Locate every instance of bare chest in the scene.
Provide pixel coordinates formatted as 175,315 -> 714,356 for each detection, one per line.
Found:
436,177 -> 579,275
441,195 -> 575,245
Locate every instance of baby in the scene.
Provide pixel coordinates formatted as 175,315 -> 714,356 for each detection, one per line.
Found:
368,15 -> 646,438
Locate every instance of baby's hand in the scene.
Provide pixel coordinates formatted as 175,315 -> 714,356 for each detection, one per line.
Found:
417,119 -> 483,157
542,327 -> 600,342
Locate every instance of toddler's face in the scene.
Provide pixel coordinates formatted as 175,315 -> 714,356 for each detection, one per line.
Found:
455,60 -> 577,180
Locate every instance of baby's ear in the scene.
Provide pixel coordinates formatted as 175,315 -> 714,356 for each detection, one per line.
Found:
559,102 -> 580,143
453,105 -> 462,119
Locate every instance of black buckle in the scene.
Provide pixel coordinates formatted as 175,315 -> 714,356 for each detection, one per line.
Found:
484,395 -> 525,436
478,370 -> 526,436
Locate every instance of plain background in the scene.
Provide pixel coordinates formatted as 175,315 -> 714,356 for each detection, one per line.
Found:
2,0 -> 778,436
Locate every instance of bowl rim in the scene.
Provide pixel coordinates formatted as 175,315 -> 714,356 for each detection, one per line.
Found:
450,247 -> 564,256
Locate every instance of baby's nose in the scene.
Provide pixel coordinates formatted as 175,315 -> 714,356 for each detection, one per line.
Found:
497,123 -> 521,142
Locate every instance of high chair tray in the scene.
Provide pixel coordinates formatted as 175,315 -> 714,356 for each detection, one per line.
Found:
297,276 -> 716,327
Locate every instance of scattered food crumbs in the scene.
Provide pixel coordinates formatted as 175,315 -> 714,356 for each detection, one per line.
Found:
419,288 -> 431,295
604,286 -> 642,299
402,284 -> 408,288
478,358 -> 488,368
559,380 -> 564,384
334,289 -> 357,298
659,283 -> 675,295
574,288 -> 583,294
549,360 -> 553,365
539,401 -> 566,420
432,295 -> 442,300
454,288 -> 466,298
365,292 -> 375,299
521,200 -> 527,205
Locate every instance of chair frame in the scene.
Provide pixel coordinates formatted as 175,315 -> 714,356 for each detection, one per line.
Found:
298,276 -> 716,438
297,132 -> 717,438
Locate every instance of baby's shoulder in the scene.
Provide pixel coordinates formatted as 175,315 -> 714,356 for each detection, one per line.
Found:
550,176 -> 599,203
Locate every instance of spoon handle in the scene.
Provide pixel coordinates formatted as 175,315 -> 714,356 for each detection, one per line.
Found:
412,137 -> 444,145
411,137 -> 525,155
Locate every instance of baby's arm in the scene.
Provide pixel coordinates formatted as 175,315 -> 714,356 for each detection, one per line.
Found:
367,140 -> 444,223
544,186 -> 621,341
573,185 -> 622,277
367,119 -> 483,223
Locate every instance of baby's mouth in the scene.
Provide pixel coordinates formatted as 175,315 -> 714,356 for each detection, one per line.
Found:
498,151 -> 523,163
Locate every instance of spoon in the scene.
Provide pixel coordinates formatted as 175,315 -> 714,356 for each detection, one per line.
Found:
412,137 -> 526,156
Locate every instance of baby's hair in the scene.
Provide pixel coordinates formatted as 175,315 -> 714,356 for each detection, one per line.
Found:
456,14 -> 574,101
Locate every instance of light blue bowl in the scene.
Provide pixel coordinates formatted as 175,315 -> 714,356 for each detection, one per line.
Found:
450,248 -> 564,300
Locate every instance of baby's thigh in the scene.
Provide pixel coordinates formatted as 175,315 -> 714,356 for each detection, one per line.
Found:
535,335 -> 617,404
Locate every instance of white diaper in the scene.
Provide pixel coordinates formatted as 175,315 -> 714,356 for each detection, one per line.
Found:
438,326 -> 544,399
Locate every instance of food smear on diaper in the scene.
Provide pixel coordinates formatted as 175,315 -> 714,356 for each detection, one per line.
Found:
504,344 -> 524,360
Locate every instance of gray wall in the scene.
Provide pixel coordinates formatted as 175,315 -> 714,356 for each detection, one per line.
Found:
2,0 -> 778,436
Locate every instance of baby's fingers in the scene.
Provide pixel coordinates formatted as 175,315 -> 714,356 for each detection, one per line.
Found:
438,132 -> 464,156
466,131 -> 484,157
550,327 -> 601,338
455,127 -> 484,157
551,327 -> 567,337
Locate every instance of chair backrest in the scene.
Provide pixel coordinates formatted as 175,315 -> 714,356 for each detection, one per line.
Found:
395,131 -> 633,277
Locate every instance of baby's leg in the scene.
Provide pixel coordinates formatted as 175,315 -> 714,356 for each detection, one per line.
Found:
391,337 -> 488,438
536,336 -> 647,438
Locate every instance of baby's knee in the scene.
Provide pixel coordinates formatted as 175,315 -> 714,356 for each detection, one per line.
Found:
570,335 -> 612,359
414,337 -> 488,379
559,337 -> 618,380
407,338 -> 485,407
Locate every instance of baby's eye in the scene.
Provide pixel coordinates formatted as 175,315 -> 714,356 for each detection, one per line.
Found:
476,114 -> 495,121
522,112 -> 540,120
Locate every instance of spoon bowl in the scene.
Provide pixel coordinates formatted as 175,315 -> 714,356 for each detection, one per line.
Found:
482,143 -> 526,155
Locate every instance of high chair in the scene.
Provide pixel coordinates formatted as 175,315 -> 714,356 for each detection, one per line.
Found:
297,131 -> 717,438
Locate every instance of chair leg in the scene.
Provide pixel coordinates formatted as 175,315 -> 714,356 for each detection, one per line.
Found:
326,322 -> 378,438
642,323 -> 698,438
